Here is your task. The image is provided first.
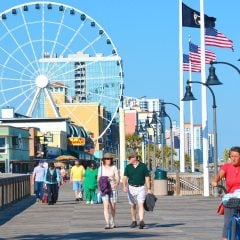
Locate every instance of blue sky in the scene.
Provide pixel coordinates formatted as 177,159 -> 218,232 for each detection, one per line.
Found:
0,0 -> 239,158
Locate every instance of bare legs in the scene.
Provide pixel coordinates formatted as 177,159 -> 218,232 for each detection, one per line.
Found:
103,200 -> 116,227
130,203 -> 144,221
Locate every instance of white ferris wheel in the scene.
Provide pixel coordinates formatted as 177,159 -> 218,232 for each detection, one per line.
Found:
0,1 -> 124,140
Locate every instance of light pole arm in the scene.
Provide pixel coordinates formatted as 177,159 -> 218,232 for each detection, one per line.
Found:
210,61 -> 240,75
187,80 -> 217,109
163,102 -> 180,111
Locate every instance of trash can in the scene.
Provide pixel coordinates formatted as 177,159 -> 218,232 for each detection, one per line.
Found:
153,168 -> 168,196
155,168 -> 167,180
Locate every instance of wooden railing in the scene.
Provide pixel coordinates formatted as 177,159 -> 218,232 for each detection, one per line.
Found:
0,174 -> 31,208
167,172 -> 205,196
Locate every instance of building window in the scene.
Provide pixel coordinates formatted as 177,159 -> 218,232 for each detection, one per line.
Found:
0,137 -> 6,153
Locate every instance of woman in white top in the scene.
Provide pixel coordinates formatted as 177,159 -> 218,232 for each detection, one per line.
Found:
98,152 -> 120,229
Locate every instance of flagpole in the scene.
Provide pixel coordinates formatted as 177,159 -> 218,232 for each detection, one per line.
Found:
200,0 -> 209,197
179,0 -> 185,173
188,37 -> 195,173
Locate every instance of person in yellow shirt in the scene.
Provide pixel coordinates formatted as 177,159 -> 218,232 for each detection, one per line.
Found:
70,160 -> 85,201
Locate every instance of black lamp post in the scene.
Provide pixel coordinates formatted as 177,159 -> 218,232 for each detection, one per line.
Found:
208,62 -> 240,84
150,111 -> 159,171
182,79 -> 222,178
159,105 -> 173,171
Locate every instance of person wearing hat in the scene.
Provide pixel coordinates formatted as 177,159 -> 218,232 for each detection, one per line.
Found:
98,152 -> 120,229
32,160 -> 46,202
122,150 -> 151,229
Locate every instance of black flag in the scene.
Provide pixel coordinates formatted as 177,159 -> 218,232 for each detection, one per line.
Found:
182,3 -> 216,28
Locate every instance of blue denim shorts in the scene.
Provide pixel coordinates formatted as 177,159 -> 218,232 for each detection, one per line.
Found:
72,181 -> 83,191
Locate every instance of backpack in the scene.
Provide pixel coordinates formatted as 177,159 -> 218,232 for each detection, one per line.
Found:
98,176 -> 112,196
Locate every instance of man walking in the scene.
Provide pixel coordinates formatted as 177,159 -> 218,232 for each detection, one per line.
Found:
70,159 -> 85,201
32,160 -> 45,202
122,150 -> 151,229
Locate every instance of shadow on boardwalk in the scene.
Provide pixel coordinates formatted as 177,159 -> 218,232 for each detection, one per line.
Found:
0,196 -> 35,226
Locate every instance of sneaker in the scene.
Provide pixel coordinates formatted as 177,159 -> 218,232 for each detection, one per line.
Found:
130,221 -> 137,228
86,201 -> 90,204
90,200 -> 94,204
104,224 -> 111,229
139,220 -> 145,229
75,198 -> 79,201
110,223 -> 116,228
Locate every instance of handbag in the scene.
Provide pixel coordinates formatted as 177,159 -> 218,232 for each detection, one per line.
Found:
217,202 -> 224,215
42,190 -> 48,204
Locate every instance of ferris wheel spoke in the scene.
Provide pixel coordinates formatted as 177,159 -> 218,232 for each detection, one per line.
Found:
0,46 -> 36,77
0,84 -> 35,108
80,35 -> 102,53
60,21 -> 85,60
19,8 -> 41,74
0,77 -> 32,82
0,62 -> 33,79
47,21 -> 86,76
0,82 -> 34,94
41,2 -> 45,73
45,8 -> 66,73
26,87 -> 42,117
44,88 -> 61,118
15,86 -> 37,113
0,21 -> 37,74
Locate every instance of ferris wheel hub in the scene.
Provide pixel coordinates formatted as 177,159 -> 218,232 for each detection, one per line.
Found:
35,74 -> 48,88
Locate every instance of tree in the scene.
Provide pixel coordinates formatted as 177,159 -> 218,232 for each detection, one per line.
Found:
223,148 -> 229,162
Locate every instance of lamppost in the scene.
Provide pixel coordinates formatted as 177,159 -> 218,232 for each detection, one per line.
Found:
159,105 -> 174,171
182,78 -> 222,180
162,101 -> 180,171
208,61 -> 240,80
135,122 -> 148,164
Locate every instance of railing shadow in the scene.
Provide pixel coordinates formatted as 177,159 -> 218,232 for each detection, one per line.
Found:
0,195 -> 35,226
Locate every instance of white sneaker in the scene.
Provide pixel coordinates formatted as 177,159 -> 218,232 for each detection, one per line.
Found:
90,200 -> 94,204
86,201 -> 90,204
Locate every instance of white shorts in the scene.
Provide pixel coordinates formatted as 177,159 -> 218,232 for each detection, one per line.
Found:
127,185 -> 146,205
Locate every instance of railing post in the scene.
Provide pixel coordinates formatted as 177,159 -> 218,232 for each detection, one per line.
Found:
176,172 -> 180,196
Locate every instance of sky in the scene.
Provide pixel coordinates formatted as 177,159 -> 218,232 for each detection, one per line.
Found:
0,0 -> 239,159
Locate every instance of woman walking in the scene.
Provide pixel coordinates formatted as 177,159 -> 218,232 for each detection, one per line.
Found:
84,162 -> 98,204
44,162 -> 61,205
98,152 -> 120,229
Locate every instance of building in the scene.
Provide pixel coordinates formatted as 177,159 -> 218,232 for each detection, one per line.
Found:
0,108 -> 95,172
184,123 -> 203,164
0,125 -> 30,173
41,51 -> 123,155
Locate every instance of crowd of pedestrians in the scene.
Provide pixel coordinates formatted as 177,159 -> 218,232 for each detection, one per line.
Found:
31,149 -> 153,230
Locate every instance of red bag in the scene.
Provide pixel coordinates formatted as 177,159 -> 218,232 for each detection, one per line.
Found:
42,191 -> 48,204
217,202 -> 224,215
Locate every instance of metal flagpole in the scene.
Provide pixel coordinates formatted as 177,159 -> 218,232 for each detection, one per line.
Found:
188,36 -> 195,173
200,0 -> 210,196
179,0 -> 185,172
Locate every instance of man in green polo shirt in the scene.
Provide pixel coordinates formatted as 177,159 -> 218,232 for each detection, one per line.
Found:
122,150 -> 151,229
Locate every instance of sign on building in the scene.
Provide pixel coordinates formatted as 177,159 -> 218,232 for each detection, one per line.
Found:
68,137 -> 85,146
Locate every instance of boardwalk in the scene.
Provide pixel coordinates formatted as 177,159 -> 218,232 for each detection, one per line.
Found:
0,182 -> 223,240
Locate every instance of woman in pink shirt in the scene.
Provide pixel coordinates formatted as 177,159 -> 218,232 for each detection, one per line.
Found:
212,146 -> 240,240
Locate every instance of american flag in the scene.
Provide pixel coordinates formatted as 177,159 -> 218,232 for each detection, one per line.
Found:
189,42 -> 216,64
183,54 -> 201,72
205,28 -> 233,50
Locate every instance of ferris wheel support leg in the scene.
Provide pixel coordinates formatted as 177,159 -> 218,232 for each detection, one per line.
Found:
44,88 -> 61,118
26,87 -> 41,117
119,107 -> 126,181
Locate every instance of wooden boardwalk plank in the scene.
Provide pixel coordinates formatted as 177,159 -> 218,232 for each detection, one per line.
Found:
0,181 -> 223,240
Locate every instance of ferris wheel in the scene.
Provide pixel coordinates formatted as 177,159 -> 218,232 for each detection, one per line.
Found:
0,1 -> 124,140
